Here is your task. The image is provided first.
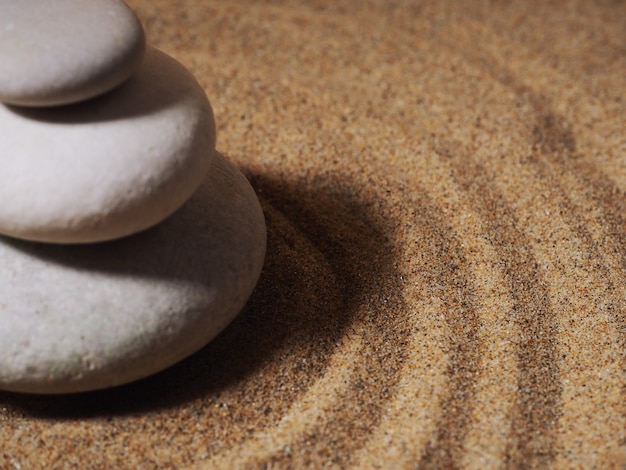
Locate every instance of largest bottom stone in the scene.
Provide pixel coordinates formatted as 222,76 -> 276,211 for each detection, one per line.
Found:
0,154 -> 266,394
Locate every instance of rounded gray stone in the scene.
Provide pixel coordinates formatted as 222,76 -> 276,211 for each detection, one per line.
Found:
0,153 -> 266,394
0,0 -> 146,107
0,47 -> 216,244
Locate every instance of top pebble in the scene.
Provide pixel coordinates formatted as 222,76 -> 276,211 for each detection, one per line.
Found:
0,0 -> 145,107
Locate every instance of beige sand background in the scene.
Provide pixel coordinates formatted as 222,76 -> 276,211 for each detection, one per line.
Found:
1,0 -> 625,468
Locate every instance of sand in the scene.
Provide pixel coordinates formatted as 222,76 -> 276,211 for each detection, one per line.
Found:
1,0 -> 624,468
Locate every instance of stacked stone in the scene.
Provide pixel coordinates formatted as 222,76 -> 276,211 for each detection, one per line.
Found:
0,0 -> 266,393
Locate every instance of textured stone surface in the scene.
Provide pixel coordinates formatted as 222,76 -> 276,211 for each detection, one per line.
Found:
0,0 -> 145,106
0,47 -> 216,243
0,153 -> 266,394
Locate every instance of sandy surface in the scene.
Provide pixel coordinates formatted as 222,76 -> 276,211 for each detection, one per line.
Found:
1,0 -> 625,468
